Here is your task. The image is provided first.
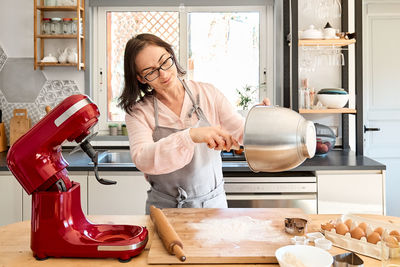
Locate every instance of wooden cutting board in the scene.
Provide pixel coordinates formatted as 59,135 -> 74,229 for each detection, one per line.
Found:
9,109 -> 31,145
148,208 -> 308,264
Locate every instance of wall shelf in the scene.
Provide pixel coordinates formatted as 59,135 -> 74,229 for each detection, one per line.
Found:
299,108 -> 357,114
36,34 -> 81,39
36,62 -> 84,67
34,0 -> 85,70
299,39 -> 356,47
36,6 -> 83,11
284,0 -> 363,155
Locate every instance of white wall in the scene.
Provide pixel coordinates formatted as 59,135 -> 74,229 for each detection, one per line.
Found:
0,0 -> 85,91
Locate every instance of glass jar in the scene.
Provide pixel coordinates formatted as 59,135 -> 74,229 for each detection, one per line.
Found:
72,18 -> 78,34
50,18 -> 62,35
41,18 -> 51,35
62,18 -> 72,35
72,18 -> 83,35
45,0 -> 57,6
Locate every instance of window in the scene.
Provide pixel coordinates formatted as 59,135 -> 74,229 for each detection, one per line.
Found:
106,11 -> 179,121
94,5 -> 272,134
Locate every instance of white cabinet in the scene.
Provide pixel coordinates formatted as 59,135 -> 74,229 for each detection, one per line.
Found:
317,170 -> 385,215
22,192 -> 30,221
0,172 -> 22,226
22,171 -> 89,220
70,172 -> 89,215
88,171 -> 150,215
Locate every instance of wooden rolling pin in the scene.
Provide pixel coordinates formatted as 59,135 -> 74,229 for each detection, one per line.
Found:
149,205 -> 186,262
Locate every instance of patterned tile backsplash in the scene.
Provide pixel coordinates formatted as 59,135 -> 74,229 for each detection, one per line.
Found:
34,80 -> 80,118
0,58 -> 47,103
0,42 -> 83,144
0,44 -> 6,73
0,80 -> 80,143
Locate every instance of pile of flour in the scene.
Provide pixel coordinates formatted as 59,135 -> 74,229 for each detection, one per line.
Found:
190,216 -> 287,244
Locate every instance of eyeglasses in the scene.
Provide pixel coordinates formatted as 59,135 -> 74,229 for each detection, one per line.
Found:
143,56 -> 174,82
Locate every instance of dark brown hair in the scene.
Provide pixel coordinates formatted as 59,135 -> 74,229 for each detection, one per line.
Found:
118,33 -> 186,114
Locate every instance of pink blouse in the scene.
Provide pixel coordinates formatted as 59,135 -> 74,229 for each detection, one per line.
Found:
125,80 -> 245,175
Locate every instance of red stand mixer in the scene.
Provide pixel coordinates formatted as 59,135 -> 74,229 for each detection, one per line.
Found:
7,94 -> 148,262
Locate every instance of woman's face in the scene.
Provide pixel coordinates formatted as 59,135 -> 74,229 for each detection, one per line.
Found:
135,44 -> 179,92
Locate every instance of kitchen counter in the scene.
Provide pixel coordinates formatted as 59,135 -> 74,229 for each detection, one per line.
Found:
0,149 -> 385,173
0,212 -> 396,266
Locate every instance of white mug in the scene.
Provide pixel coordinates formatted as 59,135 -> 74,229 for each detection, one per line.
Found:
42,54 -> 58,63
58,48 -> 69,63
67,48 -> 78,63
324,28 -> 336,39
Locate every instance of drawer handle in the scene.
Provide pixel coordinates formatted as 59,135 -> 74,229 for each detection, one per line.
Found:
226,194 -> 316,200
364,125 -> 381,133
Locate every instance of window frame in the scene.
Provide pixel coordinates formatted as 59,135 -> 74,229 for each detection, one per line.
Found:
93,5 -> 273,135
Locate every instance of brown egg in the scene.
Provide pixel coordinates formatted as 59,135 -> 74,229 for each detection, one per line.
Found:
350,227 -> 366,240
336,223 -> 349,235
390,230 -> 400,236
389,230 -> 400,241
392,235 -> 400,242
367,232 -> 381,244
384,235 -> 400,248
358,222 -> 368,232
344,219 -> 352,229
321,222 -> 335,231
374,227 -> 384,236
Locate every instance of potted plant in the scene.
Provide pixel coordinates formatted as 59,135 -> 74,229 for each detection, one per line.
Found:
108,123 -> 118,136
121,124 -> 128,136
236,84 -> 257,117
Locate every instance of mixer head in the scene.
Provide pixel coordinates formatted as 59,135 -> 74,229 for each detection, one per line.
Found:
7,94 -> 116,194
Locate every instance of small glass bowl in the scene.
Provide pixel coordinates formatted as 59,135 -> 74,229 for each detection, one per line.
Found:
315,135 -> 336,156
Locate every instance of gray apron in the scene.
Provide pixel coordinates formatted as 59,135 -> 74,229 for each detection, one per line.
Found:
145,79 -> 227,214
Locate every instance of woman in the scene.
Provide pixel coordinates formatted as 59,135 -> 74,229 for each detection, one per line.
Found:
119,33 -> 269,214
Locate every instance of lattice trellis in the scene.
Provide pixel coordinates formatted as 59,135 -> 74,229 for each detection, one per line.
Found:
107,11 -> 179,121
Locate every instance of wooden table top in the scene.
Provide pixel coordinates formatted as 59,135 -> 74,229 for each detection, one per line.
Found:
0,213 -> 399,266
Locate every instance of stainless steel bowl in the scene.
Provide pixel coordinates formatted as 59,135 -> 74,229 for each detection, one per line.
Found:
243,106 -> 316,172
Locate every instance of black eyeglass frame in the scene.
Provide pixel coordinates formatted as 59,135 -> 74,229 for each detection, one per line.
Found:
143,56 -> 175,82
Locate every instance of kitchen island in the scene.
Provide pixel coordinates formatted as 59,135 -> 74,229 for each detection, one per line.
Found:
0,212 -> 396,266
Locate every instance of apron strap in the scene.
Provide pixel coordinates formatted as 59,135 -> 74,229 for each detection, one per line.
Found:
153,96 -> 159,127
179,78 -> 210,124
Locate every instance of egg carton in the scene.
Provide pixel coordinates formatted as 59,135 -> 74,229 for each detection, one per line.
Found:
322,214 -> 400,260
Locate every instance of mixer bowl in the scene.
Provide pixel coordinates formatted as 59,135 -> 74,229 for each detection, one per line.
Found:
243,106 -> 316,172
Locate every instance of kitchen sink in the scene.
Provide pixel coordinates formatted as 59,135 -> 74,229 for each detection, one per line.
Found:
94,151 -> 134,165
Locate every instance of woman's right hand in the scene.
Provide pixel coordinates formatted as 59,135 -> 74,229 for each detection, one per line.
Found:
189,126 -> 239,151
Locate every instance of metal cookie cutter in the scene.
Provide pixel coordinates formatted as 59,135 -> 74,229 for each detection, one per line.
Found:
284,218 -> 308,235
333,252 -> 364,267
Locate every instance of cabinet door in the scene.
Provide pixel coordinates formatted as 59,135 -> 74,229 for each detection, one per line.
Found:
70,172 -> 89,215
88,172 -> 149,215
0,172 -> 22,226
22,171 -> 89,220
317,170 -> 384,215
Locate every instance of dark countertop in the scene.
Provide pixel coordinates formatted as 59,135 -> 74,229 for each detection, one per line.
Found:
0,149 -> 385,173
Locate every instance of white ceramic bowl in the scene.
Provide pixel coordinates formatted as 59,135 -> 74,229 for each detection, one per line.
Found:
317,94 -> 349,108
275,245 -> 333,267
